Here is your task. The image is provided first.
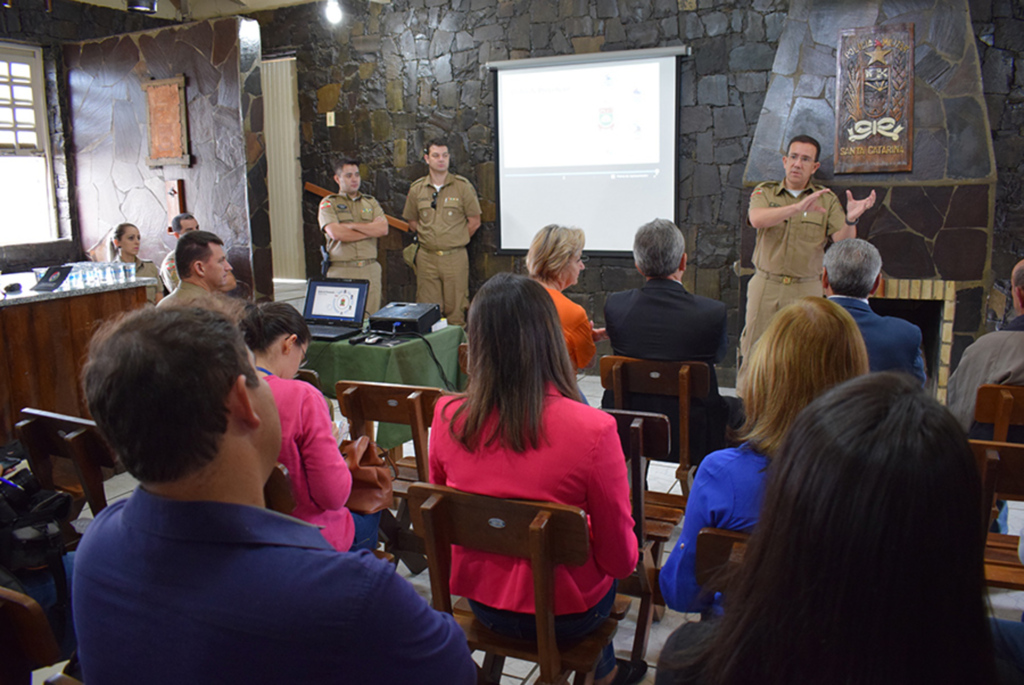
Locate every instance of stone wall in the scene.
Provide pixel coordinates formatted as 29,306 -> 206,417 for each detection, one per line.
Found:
0,0 -> 169,272
255,0 -> 788,383
64,18 -> 269,299
972,0 -> 1024,326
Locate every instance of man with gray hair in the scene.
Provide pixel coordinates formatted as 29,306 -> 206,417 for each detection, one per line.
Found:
602,218 -> 730,466
823,238 -> 925,384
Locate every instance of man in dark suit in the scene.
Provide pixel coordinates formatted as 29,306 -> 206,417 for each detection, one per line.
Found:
602,218 -> 730,468
823,238 -> 926,385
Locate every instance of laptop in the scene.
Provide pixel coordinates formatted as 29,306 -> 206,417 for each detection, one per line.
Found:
302,278 -> 370,341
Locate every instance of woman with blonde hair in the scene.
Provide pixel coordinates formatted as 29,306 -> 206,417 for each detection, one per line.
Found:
526,224 -> 607,375
659,297 -> 869,614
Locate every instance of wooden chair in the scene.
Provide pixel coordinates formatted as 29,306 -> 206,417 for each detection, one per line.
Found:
0,585 -> 63,685
974,384 -> 1024,441
15,408 -> 118,545
263,463 -> 296,515
600,356 -> 711,524
603,409 -> 670,664
694,528 -> 749,588
972,439 -> 1024,590
335,380 -> 444,572
407,482 -> 620,685
458,342 -> 468,376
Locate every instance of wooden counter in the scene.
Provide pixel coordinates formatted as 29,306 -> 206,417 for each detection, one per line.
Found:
0,280 -> 153,445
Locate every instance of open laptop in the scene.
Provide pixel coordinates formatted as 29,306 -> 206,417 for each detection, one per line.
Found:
302,278 -> 370,341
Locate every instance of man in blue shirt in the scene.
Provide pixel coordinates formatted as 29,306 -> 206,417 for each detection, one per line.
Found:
74,306 -> 476,685
823,238 -> 926,385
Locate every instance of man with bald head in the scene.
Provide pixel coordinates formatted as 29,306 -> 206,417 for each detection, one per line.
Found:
947,259 -> 1024,430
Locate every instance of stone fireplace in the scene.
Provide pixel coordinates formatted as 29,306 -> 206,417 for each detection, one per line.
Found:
873,277 -> 955,400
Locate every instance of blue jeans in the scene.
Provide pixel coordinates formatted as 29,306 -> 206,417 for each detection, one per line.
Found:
469,582 -> 617,679
991,617 -> 1024,675
350,511 -> 382,552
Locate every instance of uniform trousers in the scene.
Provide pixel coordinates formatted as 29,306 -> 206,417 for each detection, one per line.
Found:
327,260 -> 382,315
739,272 -> 822,364
415,247 -> 468,326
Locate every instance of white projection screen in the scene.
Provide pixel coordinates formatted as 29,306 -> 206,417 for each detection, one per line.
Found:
493,50 -> 682,254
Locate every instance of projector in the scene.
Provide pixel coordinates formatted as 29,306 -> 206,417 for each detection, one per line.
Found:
369,302 -> 441,334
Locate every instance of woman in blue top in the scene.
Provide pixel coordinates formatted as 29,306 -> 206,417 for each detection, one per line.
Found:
659,297 -> 869,614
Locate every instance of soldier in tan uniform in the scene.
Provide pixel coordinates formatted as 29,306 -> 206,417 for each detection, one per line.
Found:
402,140 -> 481,326
318,158 -> 389,314
740,135 -> 876,363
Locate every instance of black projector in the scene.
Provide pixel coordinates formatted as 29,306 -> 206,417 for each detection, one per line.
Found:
369,302 -> 441,334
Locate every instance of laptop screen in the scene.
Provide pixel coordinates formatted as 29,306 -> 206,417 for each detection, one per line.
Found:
303,279 -> 369,324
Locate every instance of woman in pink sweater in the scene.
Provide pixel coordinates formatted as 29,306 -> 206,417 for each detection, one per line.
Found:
430,273 -> 642,685
240,302 -> 379,552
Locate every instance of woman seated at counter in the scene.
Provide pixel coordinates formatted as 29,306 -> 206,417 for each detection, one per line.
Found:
111,222 -> 161,303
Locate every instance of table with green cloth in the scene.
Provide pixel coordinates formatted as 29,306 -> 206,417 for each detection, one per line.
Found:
304,325 -> 467,450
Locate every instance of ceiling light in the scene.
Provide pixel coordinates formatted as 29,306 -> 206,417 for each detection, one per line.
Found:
127,0 -> 157,12
325,0 -> 342,24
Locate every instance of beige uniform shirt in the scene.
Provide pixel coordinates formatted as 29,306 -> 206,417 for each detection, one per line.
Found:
157,281 -> 214,309
318,192 -> 385,263
748,180 -> 847,279
402,173 -> 481,251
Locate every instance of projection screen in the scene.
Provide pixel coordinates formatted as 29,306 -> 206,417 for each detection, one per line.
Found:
491,48 -> 686,254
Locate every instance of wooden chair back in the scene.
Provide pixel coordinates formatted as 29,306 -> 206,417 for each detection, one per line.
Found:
263,463 -> 297,515
694,527 -> 750,588
599,356 -> 710,482
407,482 -> 600,683
0,585 -> 62,685
970,441 -> 1001,535
972,439 -> 1024,504
335,381 -> 443,481
975,385 -> 1024,442
296,368 -> 335,422
602,409 -> 670,663
16,408 -> 117,520
603,409 -> 671,543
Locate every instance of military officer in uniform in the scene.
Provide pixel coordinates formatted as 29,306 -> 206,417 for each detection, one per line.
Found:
318,158 -> 389,314
402,140 -> 481,326
739,134 -> 876,364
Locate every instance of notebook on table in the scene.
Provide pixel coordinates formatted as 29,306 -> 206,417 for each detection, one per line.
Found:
303,278 -> 369,341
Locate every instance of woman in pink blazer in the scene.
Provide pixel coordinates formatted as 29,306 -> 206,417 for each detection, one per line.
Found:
430,272 -> 642,685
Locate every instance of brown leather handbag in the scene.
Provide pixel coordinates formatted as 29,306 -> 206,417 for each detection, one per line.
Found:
341,436 -> 395,515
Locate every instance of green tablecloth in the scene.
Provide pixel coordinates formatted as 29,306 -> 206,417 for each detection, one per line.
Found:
305,325 -> 467,449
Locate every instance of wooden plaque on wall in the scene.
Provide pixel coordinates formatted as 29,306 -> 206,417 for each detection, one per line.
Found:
835,24 -> 914,174
142,75 -> 190,167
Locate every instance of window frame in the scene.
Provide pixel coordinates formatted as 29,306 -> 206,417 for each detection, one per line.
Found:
0,42 -> 77,271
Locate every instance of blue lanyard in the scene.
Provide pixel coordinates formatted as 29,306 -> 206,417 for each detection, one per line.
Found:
256,366 -> 274,376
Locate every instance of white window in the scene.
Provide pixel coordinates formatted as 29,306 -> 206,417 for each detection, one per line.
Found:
0,43 -> 56,248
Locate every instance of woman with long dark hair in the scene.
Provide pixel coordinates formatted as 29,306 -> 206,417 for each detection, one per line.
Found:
659,297 -> 869,613
430,272 -> 642,685
657,373 -> 1008,685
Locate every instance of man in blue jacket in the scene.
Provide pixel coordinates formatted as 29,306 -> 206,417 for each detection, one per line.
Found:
823,238 -> 926,385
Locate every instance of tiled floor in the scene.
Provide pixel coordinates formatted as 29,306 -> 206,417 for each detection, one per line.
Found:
33,374 -> 1024,683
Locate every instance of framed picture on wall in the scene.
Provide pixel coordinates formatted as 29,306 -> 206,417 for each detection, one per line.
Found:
142,74 -> 190,167
835,24 -> 914,174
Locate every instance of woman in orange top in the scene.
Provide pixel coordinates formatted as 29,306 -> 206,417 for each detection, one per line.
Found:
526,225 -> 607,393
